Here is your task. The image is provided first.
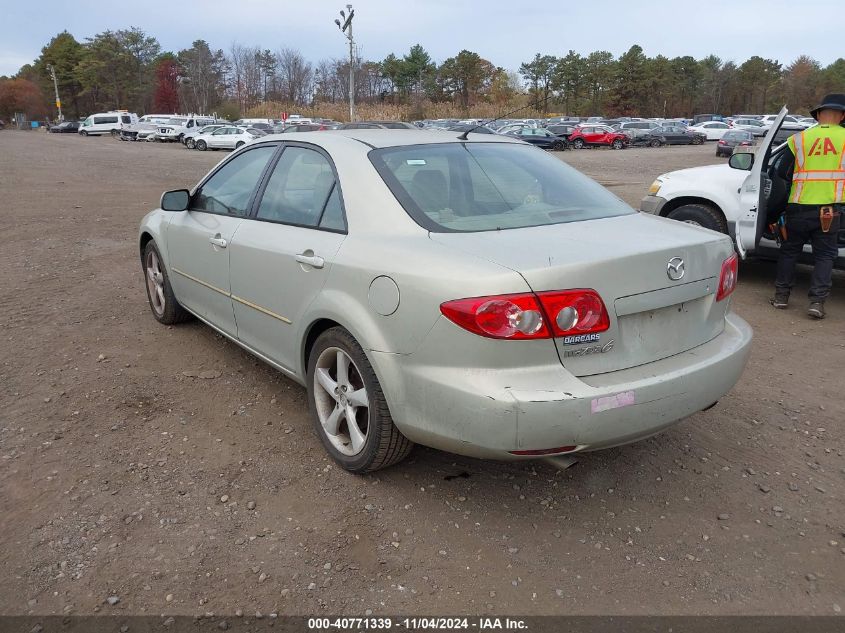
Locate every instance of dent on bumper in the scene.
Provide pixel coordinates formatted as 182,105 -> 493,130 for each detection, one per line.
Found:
371,313 -> 753,460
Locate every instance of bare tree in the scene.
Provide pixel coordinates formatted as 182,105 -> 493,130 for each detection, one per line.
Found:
275,48 -> 313,105
227,42 -> 262,112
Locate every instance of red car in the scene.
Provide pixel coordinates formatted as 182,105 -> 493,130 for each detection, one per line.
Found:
568,125 -> 629,150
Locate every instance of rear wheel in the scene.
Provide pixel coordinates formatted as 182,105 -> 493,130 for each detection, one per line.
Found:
196,139 -> 207,151
572,138 -> 585,149
611,139 -> 624,150
185,138 -> 195,149
307,327 -> 413,473
667,203 -> 728,233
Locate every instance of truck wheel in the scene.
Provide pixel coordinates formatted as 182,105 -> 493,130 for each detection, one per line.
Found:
667,203 -> 728,234
79,130 -> 88,136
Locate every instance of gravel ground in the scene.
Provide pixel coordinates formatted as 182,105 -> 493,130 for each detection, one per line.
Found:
1,131 -> 843,618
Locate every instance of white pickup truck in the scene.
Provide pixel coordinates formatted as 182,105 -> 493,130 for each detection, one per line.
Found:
640,108 -> 845,269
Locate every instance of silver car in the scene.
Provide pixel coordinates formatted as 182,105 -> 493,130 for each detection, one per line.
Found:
139,131 -> 753,472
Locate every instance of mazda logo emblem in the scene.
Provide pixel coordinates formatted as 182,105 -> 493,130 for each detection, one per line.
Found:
667,257 -> 685,281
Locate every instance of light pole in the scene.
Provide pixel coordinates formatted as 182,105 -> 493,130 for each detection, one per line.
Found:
47,64 -> 63,122
334,4 -> 355,122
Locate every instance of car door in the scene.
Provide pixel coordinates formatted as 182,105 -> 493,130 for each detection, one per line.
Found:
166,144 -> 278,336
208,128 -> 230,148
228,143 -> 347,374
735,107 -> 789,257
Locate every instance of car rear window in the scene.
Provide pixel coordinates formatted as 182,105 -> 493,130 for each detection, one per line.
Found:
369,142 -> 633,233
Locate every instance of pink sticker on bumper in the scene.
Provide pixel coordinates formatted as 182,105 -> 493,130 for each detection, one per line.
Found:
591,390 -> 636,414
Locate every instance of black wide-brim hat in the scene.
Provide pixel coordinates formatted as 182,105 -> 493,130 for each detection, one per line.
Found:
810,93 -> 845,119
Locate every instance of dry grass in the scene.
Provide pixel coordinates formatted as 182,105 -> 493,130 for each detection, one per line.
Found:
247,99 -> 548,122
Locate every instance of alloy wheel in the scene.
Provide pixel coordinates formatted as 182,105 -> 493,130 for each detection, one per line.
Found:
313,347 -> 370,456
145,249 -> 166,317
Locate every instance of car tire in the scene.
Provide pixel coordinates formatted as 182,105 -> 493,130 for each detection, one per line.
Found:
611,139 -> 624,150
691,136 -> 703,145
196,140 -> 207,151
235,141 -> 245,149
79,130 -> 88,136
572,138 -> 585,149
307,327 -> 413,473
649,139 -> 662,147
142,241 -> 191,325
667,203 -> 728,234
551,140 -> 565,151
185,138 -> 195,149
111,129 -> 120,139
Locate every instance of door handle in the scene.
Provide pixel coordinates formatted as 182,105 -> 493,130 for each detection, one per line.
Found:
209,235 -> 227,248
295,253 -> 325,269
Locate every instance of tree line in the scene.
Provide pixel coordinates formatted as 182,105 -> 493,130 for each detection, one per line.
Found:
1,28 -> 843,123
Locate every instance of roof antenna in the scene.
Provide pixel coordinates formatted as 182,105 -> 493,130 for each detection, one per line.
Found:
457,93 -> 554,140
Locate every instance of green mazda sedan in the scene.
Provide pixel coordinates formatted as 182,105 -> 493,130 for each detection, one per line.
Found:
139,130 -> 752,472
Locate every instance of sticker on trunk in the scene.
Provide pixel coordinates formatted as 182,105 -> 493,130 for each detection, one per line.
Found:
591,390 -> 636,414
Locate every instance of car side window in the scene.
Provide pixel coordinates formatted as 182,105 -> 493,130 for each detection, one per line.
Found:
191,145 -> 276,217
256,147 -> 338,227
319,186 -> 346,231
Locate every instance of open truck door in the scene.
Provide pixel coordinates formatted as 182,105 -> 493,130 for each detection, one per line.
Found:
733,107 -> 789,258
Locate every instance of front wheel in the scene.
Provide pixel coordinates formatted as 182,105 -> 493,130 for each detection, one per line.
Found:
649,139 -> 662,148
235,141 -> 245,149
143,241 -> 191,325
196,139 -> 207,151
667,203 -> 728,233
79,130 -> 88,137
111,129 -> 119,139
185,138 -> 195,149
572,138 -> 585,149
611,139 -> 624,150
691,136 -> 703,145
551,140 -> 566,151
307,327 -> 413,473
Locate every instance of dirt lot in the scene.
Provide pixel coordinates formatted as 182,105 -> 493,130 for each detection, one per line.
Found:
1,131 -> 843,618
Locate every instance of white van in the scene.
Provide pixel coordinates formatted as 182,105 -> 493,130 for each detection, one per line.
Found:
78,111 -> 138,137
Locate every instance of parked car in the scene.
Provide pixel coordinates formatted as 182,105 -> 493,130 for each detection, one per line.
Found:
193,126 -> 262,151
715,130 -> 755,157
337,121 -> 418,130
568,125 -> 629,149
502,127 -> 568,150
759,114 -> 806,130
447,124 -> 496,135
546,124 -> 578,140
630,126 -> 703,147
615,120 -> 664,141
693,114 -> 724,124
78,111 -> 138,137
139,130 -> 751,472
641,107 -> 844,267
49,121 -> 80,133
183,124 -> 229,148
687,121 -> 731,140
281,124 -> 325,133
729,118 -> 767,136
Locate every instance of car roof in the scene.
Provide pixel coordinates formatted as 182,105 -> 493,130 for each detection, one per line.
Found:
257,129 -> 525,149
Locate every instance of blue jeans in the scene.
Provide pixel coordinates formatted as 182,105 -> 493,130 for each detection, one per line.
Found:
774,204 -> 841,302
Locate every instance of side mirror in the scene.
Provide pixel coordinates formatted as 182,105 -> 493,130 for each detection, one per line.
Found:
161,189 -> 190,212
728,153 -> 754,171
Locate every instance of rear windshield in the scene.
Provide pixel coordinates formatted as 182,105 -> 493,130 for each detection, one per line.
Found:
369,142 -> 633,232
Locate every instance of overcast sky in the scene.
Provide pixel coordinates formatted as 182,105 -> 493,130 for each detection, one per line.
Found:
1,0 -> 842,77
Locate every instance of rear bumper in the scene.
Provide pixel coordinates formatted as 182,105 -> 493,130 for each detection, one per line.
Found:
371,313 -> 753,460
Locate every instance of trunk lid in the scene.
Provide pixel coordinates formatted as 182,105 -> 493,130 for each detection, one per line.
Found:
430,213 -> 734,376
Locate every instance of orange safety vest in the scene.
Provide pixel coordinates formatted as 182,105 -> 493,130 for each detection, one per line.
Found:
787,124 -> 845,204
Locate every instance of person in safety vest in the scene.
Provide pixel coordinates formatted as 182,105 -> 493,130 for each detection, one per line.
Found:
772,93 -> 845,319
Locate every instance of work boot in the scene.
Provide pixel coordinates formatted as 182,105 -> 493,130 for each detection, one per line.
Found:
770,294 -> 789,309
807,302 -> 825,319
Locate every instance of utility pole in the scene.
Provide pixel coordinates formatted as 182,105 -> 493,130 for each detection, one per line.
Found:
334,4 -> 355,122
47,64 -> 63,122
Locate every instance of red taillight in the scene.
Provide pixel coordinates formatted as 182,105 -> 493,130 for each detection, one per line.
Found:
718,139 -> 727,145
716,253 -> 738,301
440,289 -> 610,340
